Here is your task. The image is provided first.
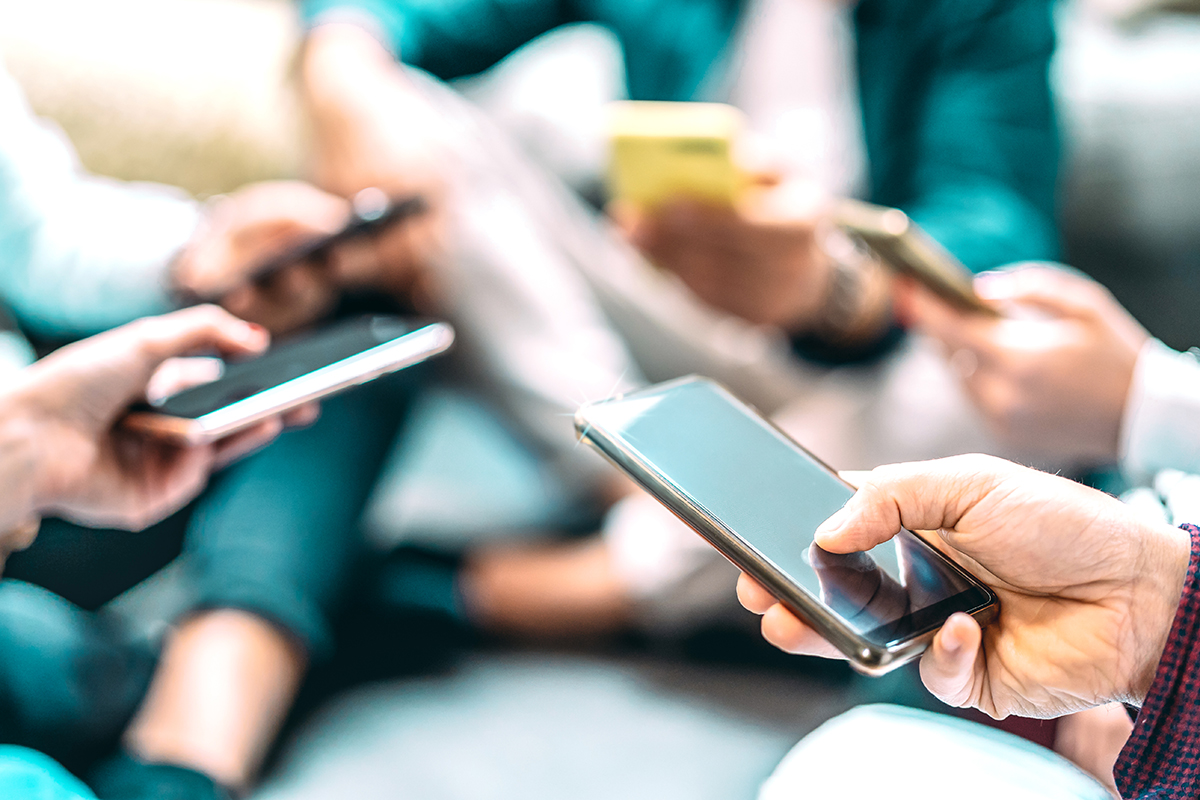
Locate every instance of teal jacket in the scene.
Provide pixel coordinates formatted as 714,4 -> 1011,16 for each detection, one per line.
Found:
302,0 -> 1061,271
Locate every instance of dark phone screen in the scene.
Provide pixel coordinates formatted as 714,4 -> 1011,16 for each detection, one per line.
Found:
151,316 -> 417,419
583,380 -> 990,645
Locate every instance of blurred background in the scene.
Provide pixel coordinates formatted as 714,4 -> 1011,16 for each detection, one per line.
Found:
1,0 -> 1198,797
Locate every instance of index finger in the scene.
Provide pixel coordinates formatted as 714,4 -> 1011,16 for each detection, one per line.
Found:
814,454 -> 1020,555
737,572 -> 777,614
133,306 -> 269,366
904,282 -> 999,357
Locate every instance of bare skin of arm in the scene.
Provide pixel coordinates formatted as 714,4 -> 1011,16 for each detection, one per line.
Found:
123,611 -> 306,790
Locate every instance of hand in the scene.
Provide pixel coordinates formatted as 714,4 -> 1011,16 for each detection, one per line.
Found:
737,454 -> 1190,719
299,24 -> 445,303
901,265 -> 1150,464
5,306 -> 305,531
173,181 -> 351,334
615,182 -> 893,340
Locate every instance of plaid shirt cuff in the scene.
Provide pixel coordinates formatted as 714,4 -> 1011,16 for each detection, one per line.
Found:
1115,523 -> 1200,799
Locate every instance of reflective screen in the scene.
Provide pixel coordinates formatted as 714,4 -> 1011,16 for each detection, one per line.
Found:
153,316 -> 415,418
582,379 -> 981,644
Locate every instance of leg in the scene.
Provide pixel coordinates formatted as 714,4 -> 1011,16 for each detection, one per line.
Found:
0,581 -> 155,768
122,371 -> 421,791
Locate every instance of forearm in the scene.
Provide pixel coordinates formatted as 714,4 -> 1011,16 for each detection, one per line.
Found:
301,23 -> 428,196
790,249 -> 901,365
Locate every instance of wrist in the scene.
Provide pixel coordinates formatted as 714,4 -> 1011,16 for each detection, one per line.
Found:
799,231 -> 894,345
1125,520 -> 1192,704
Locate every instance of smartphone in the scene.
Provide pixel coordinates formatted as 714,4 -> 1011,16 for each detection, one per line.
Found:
123,315 -> 454,445
199,190 -> 429,304
832,199 -> 998,317
575,376 -> 998,675
607,101 -> 745,209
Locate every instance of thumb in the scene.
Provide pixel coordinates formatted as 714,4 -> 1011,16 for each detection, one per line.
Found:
134,306 -> 268,369
975,265 -> 1110,321
111,306 -> 268,412
903,282 -> 991,356
919,612 -> 982,709
814,455 -> 1011,554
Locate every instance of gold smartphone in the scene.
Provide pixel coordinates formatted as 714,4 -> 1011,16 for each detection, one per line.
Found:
833,199 -> 998,317
607,101 -> 745,209
123,316 -> 454,445
576,376 -> 999,676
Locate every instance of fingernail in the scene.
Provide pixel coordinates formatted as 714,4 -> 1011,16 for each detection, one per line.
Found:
941,615 -> 969,653
973,271 -> 1015,301
241,323 -> 268,342
816,504 -> 850,538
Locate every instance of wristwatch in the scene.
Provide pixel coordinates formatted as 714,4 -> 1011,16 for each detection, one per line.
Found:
808,226 -> 889,344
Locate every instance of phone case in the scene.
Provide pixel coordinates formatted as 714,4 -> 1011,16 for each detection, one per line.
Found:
607,101 -> 745,209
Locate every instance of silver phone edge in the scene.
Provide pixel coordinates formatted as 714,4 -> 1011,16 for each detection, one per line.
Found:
124,322 -> 455,446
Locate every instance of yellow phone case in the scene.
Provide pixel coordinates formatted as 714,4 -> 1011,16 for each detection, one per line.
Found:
607,101 -> 745,209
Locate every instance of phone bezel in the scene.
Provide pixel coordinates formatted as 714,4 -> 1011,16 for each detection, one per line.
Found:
575,375 -> 999,676
123,319 -> 454,446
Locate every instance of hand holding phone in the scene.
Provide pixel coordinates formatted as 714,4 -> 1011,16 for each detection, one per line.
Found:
124,315 -> 453,445
832,199 -> 998,317
8,306 -> 288,532
738,453 -> 1191,721
576,377 -> 998,675
222,190 -> 429,302
174,183 -> 430,334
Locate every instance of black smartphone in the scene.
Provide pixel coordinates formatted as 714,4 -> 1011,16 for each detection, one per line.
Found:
123,315 -> 453,445
575,376 -> 998,675
200,191 -> 429,303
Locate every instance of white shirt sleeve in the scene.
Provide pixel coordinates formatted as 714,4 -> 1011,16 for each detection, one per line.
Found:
1120,338 -> 1200,481
0,61 -> 199,338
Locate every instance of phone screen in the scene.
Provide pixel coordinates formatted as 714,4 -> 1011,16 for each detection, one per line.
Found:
151,316 -> 418,419
580,379 -> 990,645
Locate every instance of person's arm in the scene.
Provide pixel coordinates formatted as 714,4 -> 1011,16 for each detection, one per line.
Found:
0,64 -> 198,338
886,0 -> 1061,272
1114,523 -> 1200,799
299,0 -> 573,80
1120,341 -> 1200,481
